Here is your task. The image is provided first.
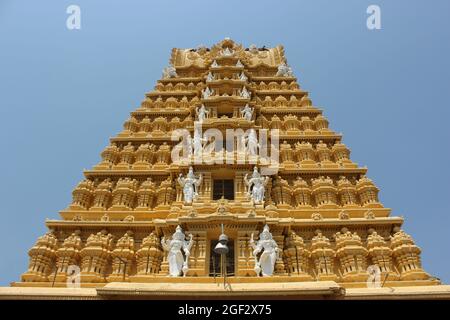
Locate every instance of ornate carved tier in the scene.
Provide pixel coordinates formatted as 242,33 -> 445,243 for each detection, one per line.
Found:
22,231 -> 58,282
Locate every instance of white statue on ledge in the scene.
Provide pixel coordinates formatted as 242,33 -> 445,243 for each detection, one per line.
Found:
178,166 -> 202,204
244,128 -> 259,156
196,104 -> 210,123
250,224 -> 280,276
249,44 -> 259,55
192,128 -> 206,158
161,226 -> 194,277
240,104 -> 253,121
202,87 -> 214,99
240,86 -> 251,99
221,47 -> 234,57
206,72 -> 214,82
239,71 -> 248,81
162,65 -> 178,79
244,166 -> 269,204
275,62 -> 293,77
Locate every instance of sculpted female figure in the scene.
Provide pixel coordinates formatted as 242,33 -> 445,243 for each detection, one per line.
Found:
195,104 -> 209,123
193,129 -> 206,158
250,224 -> 279,276
178,166 -> 202,204
244,166 -> 269,204
161,226 -> 194,277
240,104 -> 254,121
245,129 -> 259,156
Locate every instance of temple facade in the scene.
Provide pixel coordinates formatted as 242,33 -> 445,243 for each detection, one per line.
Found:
7,38 -> 448,299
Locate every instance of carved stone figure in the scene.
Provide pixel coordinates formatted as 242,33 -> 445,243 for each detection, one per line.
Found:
244,166 -> 269,204
250,225 -> 279,276
240,104 -> 253,121
178,166 -> 202,204
221,47 -> 234,57
239,71 -> 248,81
240,86 -> 251,99
311,212 -> 323,220
206,72 -> 214,82
195,104 -> 210,123
193,129 -> 206,158
162,65 -> 177,79
161,226 -> 194,277
249,44 -> 259,54
275,62 -> 293,77
245,128 -> 259,156
211,60 -> 219,68
184,134 -> 194,158
201,87 -> 214,99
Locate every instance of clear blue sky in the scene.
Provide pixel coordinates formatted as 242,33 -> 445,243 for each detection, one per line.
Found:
0,0 -> 449,286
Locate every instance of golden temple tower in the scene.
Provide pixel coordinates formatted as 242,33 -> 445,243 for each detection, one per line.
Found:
5,38 -> 449,299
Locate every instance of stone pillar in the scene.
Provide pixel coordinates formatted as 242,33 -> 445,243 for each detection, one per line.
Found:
172,182 -> 184,207
187,231 -> 207,276
272,234 -> 287,275
265,177 -> 273,206
197,171 -> 211,204
234,172 -> 247,202
236,231 -> 258,276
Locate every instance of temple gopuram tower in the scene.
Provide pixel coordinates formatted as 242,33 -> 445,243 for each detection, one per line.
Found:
7,38 -> 449,300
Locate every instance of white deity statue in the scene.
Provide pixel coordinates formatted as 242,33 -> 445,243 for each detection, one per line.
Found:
161,226 -> 194,277
196,44 -> 207,55
275,62 -> 293,77
221,47 -> 234,57
240,104 -> 253,121
236,60 -> 244,68
250,224 -> 280,276
244,166 -> 269,204
249,44 -> 259,54
193,129 -> 206,157
178,166 -> 202,204
244,129 -> 259,156
196,104 -> 210,123
162,65 -> 178,79
211,60 -> 219,68
206,72 -> 214,82
240,86 -> 251,99
239,71 -> 248,81
202,87 -> 214,99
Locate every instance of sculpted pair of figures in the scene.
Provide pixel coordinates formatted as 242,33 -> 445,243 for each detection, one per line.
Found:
162,224 -> 278,277
251,224 -> 280,276
197,104 -> 252,122
178,166 -> 268,206
161,226 -> 194,277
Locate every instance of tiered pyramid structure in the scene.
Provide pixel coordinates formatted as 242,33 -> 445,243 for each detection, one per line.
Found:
12,38 -> 445,298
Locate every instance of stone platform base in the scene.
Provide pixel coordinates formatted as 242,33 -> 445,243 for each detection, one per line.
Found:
2,280 -> 450,300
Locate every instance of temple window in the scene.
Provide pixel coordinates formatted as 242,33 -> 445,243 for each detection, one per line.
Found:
212,179 -> 234,200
